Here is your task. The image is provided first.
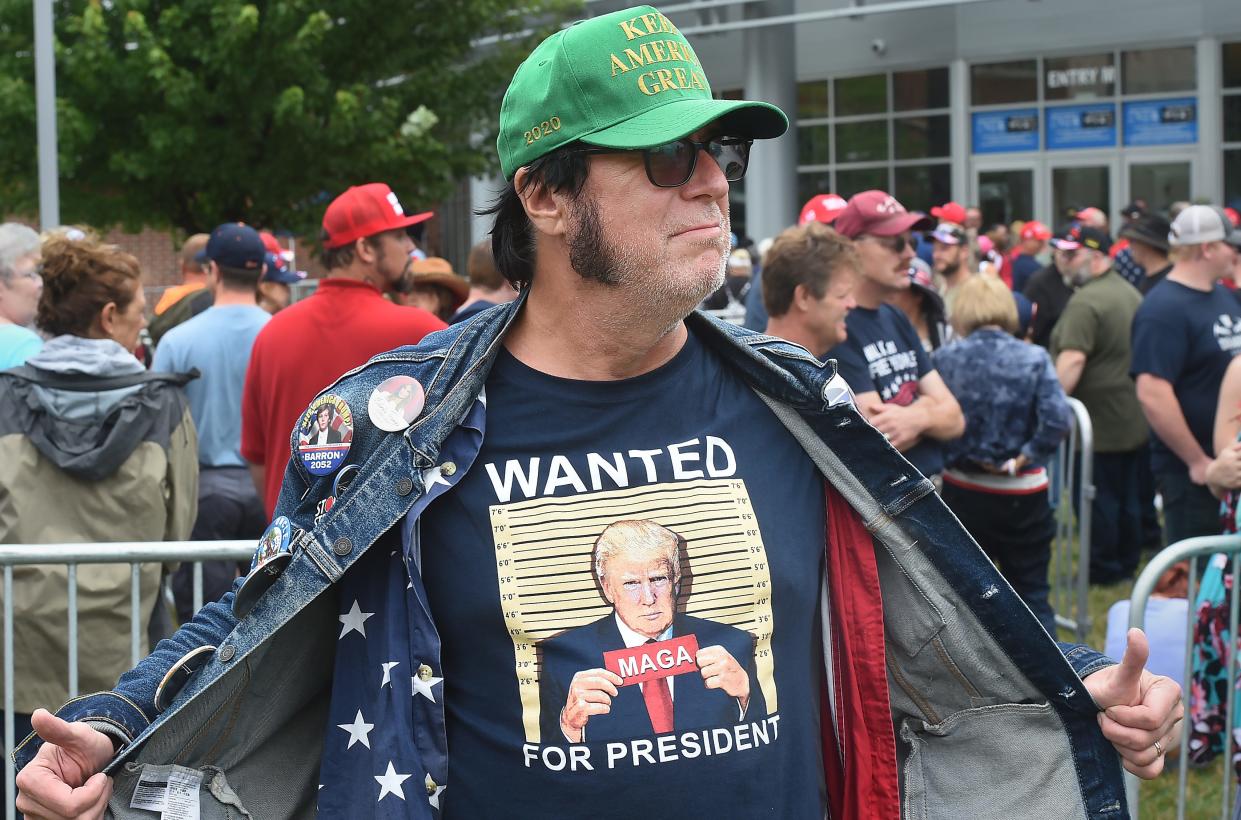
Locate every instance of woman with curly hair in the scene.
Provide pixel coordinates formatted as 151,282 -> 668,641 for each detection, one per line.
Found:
0,235 -> 198,772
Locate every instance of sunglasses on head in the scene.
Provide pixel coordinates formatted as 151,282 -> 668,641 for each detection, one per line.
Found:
575,136 -> 753,188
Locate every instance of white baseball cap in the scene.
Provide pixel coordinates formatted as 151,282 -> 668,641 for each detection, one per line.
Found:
1169,205 -> 1230,247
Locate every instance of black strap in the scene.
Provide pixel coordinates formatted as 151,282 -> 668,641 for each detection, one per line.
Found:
1,365 -> 199,392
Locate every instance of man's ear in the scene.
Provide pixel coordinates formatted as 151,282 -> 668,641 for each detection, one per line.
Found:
354,236 -> 378,265
791,283 -> 813,313
515,167 -> 572,239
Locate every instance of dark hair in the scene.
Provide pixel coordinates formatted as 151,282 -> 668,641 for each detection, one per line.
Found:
478,147 -> 590,289
318,232 -> 388,272
216,263 -> 262,291
762,222 -> 859,317
37,235 -> 142,337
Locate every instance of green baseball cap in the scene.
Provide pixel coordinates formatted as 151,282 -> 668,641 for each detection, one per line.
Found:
497,4 -> 788,180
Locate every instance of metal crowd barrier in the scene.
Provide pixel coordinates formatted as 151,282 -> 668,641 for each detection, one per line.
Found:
1126,534 -> 1241,819
1051,396 -> 1094,642
0,540 -> 253,820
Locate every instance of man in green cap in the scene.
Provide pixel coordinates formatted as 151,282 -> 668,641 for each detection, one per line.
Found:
16,6 -> 1180,819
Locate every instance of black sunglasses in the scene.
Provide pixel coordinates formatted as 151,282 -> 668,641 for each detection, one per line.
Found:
575,136 -> 753,188
863,233 -> 913,253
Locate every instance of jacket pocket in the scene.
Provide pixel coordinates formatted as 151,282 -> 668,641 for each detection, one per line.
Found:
108,763 -> 254,819
898,702 -> 1088,820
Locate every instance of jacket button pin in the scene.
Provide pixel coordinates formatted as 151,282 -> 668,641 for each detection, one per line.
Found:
333,537 -> 353,556
218,645 -> 236,663
395,477 -> 414,496
417,663 -> 433,681
440,461 -> 457,477
425,775 -> 438,795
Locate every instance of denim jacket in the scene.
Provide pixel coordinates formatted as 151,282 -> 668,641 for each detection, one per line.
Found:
16,295 -> 1127,819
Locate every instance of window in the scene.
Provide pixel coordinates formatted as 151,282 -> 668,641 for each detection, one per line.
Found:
798,125 -> 830,166
894,165 -> 951,215
1044,53 -> 1115,102
836,120 -> 888,163
895,115 -> 950,160
1226,96 -> 1241,144
797,81 -> 829,118
1122,47 -> 1195,95
836,167 -> 890,200
1226,42 -> 1241,89
894,68 -> 949,111
835,74 -> 887,116
1228,151 -> 1241,211
971,60 -> 1038,105
795,67 -> 950,212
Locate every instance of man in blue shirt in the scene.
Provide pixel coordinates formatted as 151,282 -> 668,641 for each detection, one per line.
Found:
1132,205 -> 1241,546
152,223 -> 271,621
827,190 -> 965,480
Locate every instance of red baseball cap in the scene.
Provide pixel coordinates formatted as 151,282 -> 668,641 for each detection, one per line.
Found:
799,193 -> 848,226
1020,220 -> 1052,241
930,201 -> 967,226
833,190 -> 934,239
322,183 -> 434,249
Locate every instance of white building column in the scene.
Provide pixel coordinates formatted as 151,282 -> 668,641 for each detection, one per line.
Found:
949,58 -> 971,205
743,0 -> 798,243
1197,35 -> 1223,205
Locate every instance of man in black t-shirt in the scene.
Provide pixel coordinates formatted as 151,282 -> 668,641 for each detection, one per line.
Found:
827,191 -> 965,479
1132,205 -> 1241,545
1022,224 -> 1082,349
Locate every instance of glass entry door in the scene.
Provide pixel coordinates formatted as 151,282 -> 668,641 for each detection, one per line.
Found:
977,169 -> 1035,227
1128,160 -> 1191,217
1051,164 -> 1112,226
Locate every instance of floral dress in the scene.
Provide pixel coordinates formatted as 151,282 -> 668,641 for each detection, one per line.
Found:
1187,493 -> 1241,771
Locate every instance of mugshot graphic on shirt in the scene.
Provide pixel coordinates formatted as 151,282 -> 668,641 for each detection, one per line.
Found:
486,478 -> 778,766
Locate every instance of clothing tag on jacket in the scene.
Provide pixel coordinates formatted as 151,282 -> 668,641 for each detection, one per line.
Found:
129,766 -> 202,820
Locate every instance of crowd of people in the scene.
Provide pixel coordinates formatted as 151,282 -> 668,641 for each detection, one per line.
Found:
0,3 -> 1192,817
704,190 -> 1241,632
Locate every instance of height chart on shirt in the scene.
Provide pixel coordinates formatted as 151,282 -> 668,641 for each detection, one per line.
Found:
489,478 -> 777,755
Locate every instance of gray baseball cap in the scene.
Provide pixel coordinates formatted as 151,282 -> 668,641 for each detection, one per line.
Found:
1169,205 -> 1234,247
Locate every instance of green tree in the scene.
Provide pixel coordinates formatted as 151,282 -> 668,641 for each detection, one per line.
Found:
0,0 -> 578,235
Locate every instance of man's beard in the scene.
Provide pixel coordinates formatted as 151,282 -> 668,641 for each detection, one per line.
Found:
565,196 -> 727,313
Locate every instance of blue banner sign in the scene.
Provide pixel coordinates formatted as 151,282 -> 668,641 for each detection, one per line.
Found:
972,108 -> 1040,154
1045,104 -> 1116,150
1123,98 -> 1197,146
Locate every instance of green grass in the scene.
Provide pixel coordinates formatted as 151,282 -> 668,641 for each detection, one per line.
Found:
1058,568 -> 1229,818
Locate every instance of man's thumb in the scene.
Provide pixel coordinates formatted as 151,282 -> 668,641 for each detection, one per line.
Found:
31,708 -> 89,750
1105,628 -> 1149,707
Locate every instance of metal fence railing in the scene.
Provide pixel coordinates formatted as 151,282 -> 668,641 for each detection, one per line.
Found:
1126,534 -> 1241,819
1051,396 -> 1094,642
0,540 -> 253,820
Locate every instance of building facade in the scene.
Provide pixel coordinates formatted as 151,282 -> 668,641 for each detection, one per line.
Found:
471,0 -> 1241,245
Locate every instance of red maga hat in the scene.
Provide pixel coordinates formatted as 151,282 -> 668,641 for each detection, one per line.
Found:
930,201 -> 967,226
322,183 -> 433,249
799,193 -> 848,226
833,190 -> 934,239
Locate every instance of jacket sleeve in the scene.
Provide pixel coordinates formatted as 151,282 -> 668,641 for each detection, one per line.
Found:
1059,641 -> 1116,681
164,405 -> 199,542
1020,351 -> 1072,465
12,579 -> 243,770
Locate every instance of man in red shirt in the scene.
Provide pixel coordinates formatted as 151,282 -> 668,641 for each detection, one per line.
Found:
242,183 -> 447,513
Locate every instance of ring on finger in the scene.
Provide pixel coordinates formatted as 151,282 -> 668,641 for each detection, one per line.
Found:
1153,739 -> 1164,757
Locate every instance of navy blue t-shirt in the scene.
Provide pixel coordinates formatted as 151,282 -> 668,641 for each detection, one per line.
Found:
1131,279 -> 1241,475
827,303 -> 944,477
419,331 -> 827,819
1011,253 -> 1042,294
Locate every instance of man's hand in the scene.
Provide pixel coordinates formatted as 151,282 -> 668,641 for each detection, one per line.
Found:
697,645 -> 750,711
15,709 -> 114,820
559,668 -> 623,743
1083,629 -> 1184,779
867,402 -> 927,452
